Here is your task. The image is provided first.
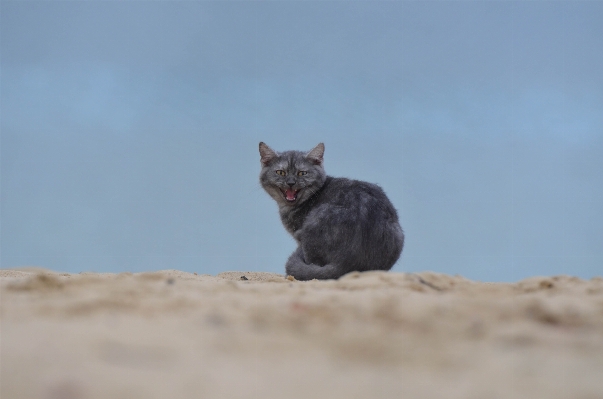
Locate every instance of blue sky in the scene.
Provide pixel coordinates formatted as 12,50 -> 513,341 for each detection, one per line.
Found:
2,1 -> 602,281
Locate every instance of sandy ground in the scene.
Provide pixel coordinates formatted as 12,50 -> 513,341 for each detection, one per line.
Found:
1,269 -> 602,399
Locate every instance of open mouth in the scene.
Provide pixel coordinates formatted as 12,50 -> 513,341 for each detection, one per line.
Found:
280,188 -> 300,202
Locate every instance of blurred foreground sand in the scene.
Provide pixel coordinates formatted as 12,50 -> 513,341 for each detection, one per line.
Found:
1,269 -> 603,399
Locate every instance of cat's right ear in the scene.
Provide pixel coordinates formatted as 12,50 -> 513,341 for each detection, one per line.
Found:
306,143 -> 325,166
259,142 -> 277,166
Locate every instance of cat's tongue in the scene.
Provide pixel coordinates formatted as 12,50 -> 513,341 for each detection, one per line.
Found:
285,189 -> 297,201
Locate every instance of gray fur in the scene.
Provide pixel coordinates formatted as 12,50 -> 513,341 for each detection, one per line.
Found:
259,142 -> 404,280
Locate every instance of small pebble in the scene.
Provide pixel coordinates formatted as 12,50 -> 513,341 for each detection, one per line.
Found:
240,276 -> 248,281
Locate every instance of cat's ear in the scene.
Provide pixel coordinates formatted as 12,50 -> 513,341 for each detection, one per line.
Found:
259,142 -> 277,166
306,143 -> 325,166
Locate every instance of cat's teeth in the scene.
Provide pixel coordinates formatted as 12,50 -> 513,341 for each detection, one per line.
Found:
285,188 -> 298,201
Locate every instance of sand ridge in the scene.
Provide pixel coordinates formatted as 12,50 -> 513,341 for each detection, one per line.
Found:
1,269 -> 603,399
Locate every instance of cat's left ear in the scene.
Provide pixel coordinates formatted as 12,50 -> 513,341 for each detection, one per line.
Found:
259,142 -> 278,166
306,143 -> 325,166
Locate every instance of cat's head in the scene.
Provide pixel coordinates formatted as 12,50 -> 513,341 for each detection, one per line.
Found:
259,142 -> 327,207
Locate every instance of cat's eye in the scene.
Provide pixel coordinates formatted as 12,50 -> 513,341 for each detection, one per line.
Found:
297,171 -> 308,176
275,170 -> 286,176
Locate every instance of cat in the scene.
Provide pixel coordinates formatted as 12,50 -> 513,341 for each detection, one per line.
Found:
259,142 -> 404,280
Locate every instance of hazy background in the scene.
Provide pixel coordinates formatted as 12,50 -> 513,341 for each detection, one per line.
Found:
2,1 -> 602,282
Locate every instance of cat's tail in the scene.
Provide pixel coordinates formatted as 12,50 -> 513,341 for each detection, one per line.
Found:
285,248 -> 344,281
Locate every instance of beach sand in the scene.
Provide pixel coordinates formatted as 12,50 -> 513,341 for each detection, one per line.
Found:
1,269 -> 602,399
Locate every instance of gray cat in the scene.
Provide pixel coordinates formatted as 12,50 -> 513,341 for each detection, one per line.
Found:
259,142 -> 404,280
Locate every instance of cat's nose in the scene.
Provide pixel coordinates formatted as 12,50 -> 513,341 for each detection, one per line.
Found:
286,178 -> 296,187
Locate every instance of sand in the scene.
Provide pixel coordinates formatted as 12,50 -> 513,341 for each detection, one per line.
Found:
1,269 -> 602,399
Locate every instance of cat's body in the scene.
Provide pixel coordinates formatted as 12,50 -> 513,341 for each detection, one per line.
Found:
259,142 -> 404,280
